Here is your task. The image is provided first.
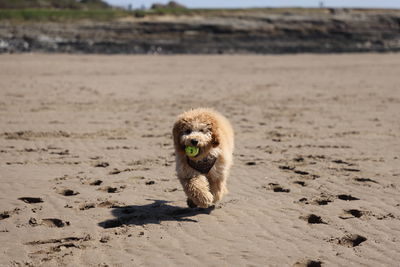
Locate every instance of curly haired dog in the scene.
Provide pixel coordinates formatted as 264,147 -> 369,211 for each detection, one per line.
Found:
172,108 -> 234,208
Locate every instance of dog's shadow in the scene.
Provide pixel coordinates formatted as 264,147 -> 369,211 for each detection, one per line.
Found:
98,199 -> 214,229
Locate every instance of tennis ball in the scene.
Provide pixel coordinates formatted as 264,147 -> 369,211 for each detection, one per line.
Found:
185,146 -> 199,157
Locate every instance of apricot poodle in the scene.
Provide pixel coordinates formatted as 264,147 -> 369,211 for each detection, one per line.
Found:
172,108 -> 234,208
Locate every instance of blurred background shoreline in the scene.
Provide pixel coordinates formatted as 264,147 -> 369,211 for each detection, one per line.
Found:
0,1 -> 399,54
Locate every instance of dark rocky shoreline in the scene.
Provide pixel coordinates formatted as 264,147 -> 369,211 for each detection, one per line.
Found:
1,10 -> 400,54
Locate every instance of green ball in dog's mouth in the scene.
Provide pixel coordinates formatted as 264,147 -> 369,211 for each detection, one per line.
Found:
185,146 -> 199,157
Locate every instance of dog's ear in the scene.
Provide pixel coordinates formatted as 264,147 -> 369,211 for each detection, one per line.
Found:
172,119 -> 185,151
212,127 -> 220,147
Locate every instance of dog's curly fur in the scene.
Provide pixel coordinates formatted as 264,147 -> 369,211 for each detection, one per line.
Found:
172,108 -> 234,208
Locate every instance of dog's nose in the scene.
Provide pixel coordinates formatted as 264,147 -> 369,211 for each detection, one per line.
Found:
191,139 -> 198,146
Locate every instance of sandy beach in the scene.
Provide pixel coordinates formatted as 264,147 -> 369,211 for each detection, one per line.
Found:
0,53 -> 399,266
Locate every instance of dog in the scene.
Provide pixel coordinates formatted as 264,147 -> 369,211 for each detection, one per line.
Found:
172,108 -> 234,208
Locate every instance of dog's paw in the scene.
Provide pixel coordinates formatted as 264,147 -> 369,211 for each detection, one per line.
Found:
193,191 -> 214,208
187,198 -> 197,208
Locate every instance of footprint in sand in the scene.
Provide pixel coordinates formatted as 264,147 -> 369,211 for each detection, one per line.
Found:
293,170 -> 310,175
332,159 -> 354,166
336,234 -> 367,247
18,197 -> 44,203
313,198 -> 332,205
267,183 -> 290,193
339,209 -> 364,219
297,198 -> 309,204
0,211 -> 10,220
109,168 -> 140,175
337,194 -> 359,201
24,235 -> 90,255
279,165 -> 319,179
29,218 -> 38,226
293,260 -> 322,267
94,162 -> 109,168
311,194 -> 334,205
297,196 -> 333,206
293,181 -> 306,186
354,177 -> 378,184
57,189 -> 79,196
25,235 -> 90,245
79,203 -> 96,210
100,219 -> 124,229
41,218 -> 70,228
279,165 -> 295,171
77,200 -> 124,210
100,235 -> 110,243
97,200 -> 123,208
98,185 -> 125,193
89,179 -> 103,186
301,214 -> 327,224
341,168 -> 361,172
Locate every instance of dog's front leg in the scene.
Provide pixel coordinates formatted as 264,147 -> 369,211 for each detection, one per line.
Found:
209,177 -> 228,203
182,175 -> 214,208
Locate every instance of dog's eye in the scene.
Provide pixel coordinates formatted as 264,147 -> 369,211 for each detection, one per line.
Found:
200,129 -> 207,133
184,129 -> 192,135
